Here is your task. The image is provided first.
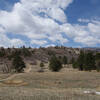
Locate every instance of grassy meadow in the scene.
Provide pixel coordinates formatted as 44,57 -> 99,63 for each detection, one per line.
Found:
0,64 -> 100,100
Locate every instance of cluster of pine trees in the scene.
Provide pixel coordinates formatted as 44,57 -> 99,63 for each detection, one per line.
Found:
48,55 -> 68,72
72,51 -> 100,71
12,46 -> 32,72
0,46 -> 32,73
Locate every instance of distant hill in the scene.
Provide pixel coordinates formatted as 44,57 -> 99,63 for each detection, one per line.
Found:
0,46 -> 99,73
82,47 -> 100,52
0,46 -> 99,62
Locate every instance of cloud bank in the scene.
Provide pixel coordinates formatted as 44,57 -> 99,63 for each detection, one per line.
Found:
0,0 -> 100,47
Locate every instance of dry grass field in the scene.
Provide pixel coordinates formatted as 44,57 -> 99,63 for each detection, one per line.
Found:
0,63 -> 100,100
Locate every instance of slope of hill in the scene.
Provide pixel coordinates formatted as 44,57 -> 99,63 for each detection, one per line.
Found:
0,46 -> 99,73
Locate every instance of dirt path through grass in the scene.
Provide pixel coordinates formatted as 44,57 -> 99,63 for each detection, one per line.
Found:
0,73 -> 23,82
0,63 -> 32,82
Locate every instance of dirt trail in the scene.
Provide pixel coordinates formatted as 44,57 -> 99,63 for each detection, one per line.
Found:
24,63 -> 32,73
0,73 -> 23,82
0,63 -> 32,82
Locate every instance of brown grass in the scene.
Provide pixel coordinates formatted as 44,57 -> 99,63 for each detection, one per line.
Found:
0,66 -> 100,100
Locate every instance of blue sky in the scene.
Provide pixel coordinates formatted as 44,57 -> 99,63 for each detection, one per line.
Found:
0,0 -> 19,11
1,0 -> 100,23
0,0 -> 100,48
67,0 -> 100,24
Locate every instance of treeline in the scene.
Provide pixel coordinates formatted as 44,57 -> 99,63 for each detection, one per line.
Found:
72,51 -> 100,72
0,46 -> 100,73
48,51 -> 100,72
0,46 -> 32,58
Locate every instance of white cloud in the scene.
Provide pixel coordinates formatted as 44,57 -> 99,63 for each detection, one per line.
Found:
11,39 -> 25,47
0,0 -> 100,47
60,21 -> 100,46
78,18 -> 90,23
0,33 -> 24,47
45,44 -> 55,48
74,36 -> 100,46
88,22 -> 100,35
48,8 -> 67,23
31,40 -> 47,45
48,33 -> 68,44
0,26 -> 24,47
0,0 -> 72,47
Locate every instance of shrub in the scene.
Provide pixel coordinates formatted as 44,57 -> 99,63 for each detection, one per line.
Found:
72,61 -> 78,69
40,62 -> 44,68
38,69 -> 44,73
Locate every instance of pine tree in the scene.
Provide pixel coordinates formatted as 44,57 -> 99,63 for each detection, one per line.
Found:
96,60 -> 100,72
49,56 -> 62,72
77,51 -> 85,71
62,56 -> 68,65
0,47 -> 6,57
22,46 -> 31,57
84,52 -> 96,71
12,55 -> 26,72
95,53 -> 100,60
70,57 -> 75,64
95,53 -> 100,71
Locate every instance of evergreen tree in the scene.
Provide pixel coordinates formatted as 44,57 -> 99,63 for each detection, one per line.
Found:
22,46 -> 31,57
62,56 -> 68,65
84,52 -> 96,71
73,51 -> 97,71
95,53 -> 100,72
95,53 -> 100,60
8,50 -> 21,60
77,51 -> 85,71
96,60 -> 100,72
49,56 -> 62,72
70,57 -> 75,64
12,55 -> 26,72
47,50 -> 55,56
0,47 -> 6,57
